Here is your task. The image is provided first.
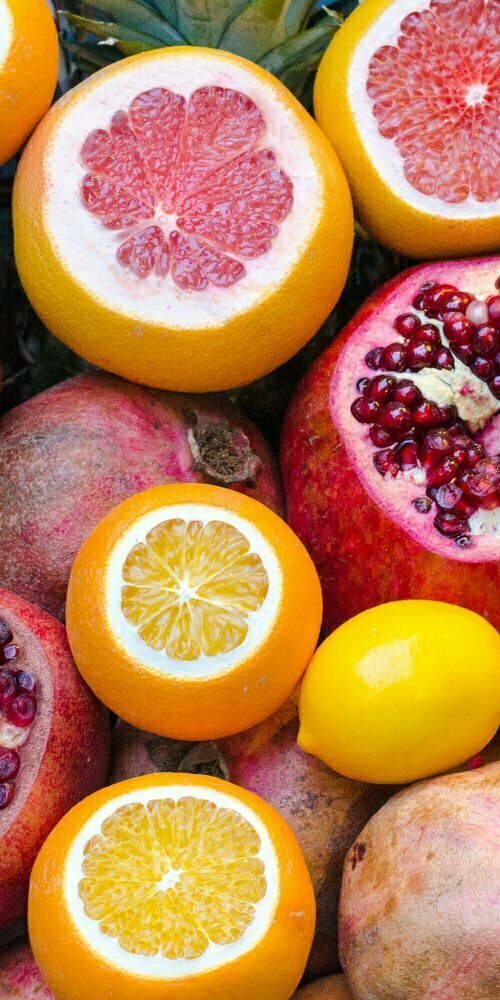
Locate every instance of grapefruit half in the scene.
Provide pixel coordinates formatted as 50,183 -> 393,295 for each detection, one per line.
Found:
314,0 -> 500,258
13,48 -> 353,392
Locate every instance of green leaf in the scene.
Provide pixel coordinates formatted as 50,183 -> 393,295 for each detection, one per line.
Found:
175,1 -> 250,47
220,0 -> 317,62
146,0 -> 178,24
259,15 -> 340,74
63,11 -> 163,48
62,39 -> 122,67
76,0 -> 185,45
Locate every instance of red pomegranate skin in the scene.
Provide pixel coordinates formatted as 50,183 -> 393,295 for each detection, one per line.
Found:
110,698 -> 392,981
281,268 -> 499,631
0,590 -> 109,934
339,763 -> 500,1000
0,939 -> 53,999
0,372 -> 284,619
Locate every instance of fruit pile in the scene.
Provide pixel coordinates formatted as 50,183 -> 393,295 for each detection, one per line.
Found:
0,2 -> 498,1000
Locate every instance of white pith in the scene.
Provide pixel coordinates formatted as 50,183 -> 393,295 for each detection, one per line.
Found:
44,50 -> 324,326
330,260 -> 500,561
347,0 -> 499,220
64,783 -> 280,978
105,502 -> 282,679
0,1 -> 13,72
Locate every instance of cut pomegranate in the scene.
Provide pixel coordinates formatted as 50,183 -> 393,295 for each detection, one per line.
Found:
80,86 -> 293,291
282,258 -> 500,630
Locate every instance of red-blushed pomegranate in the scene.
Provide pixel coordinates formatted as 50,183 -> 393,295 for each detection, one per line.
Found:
0,939 -> 53,999
0,371 -> 283,620
109,697 -> 392,981
0,589 -> 109,935
281,258 -> 499,630
339,762 -> 500,1000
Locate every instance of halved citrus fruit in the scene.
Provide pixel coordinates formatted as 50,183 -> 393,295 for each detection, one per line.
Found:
314,0 -> 500,258
13,47 -> 353,392
66,483 -> 322,739
29,773 -> 316,1000
0,0 -> 59,165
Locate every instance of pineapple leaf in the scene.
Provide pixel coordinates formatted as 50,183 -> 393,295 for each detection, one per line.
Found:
74,0 -> 186,45
62,39 -> 122,67
144,0 -> 178,24
175,1 -> 250,47
259,15 -> 340,75
220,0 -> 312,62
62,11 -> 164,48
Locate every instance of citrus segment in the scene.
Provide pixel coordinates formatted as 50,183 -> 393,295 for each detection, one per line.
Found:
121,517 -> 269,660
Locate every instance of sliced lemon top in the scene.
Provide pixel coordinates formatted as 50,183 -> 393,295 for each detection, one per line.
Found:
107,503 -> 281,678
65,784 -> 279,978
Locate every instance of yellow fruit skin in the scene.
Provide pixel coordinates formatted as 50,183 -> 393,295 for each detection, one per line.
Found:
13,47 -> 353,393
66,483 -> 323,741
314,0 -> 500,258
0,0 -> 58,165
28,773 -> 316,1000
298,601 -> 500,784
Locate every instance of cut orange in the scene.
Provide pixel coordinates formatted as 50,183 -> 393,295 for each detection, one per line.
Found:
66,483 -> 322,739
0,0 -> 59,165
28,773 -> 316,1000
13,47 -> 353,392
314,0 -> 500,258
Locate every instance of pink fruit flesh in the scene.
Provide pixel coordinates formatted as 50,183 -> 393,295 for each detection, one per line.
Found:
80,86 -> 293,289
0,372 -> 283,619
0,940 -> 53,999
367,0 -> 499,204
281,259 -> 499,630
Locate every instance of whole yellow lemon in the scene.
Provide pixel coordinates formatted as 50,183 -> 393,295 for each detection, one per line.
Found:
298,601 -> 500,784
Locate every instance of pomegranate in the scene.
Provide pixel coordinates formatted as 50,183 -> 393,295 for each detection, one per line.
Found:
110,697 -> 392,980
339,763 -> 500,1000
293,976 -> 352,999
0,939 -> 53,999
0,589 -> 109,935
281,259 -> 500,630
0,372 -> 283,620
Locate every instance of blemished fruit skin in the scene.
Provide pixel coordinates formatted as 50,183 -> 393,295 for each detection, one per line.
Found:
0,939 -> 53,999
339,763 -> 500,1000
314,0 -> 500,258
108,700 -> 393,981
0,371 -> 284,621
0,0 -> 59,165
293,975 -> 352,999
281,266 -> 500,632
28,773 -> 316,1000
0,589 -> 110,936
13,47 -> 354,394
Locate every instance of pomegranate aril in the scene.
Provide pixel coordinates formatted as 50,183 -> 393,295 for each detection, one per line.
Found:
465,300 -> 489,327
368,375 -> 396,403
453,343 -> 474,364
487,295 -> 500,327
421,429 -> 452,465
381,343 -> 408,371
434,511 -> 469,538
453,496 -> 478,519
6,693 -> 37,728
412,292 -> 427,310
443,312 -> 474,344
471,356 -> 493,381
427,456 -> 460,487
0,621 -> 12,646
438,405 -> 458,426
458,470 -> 496,500
392,380 -> 423,407
15,671 -> 36,695
0,669 -> 16,712
394,313 -> 420,336
490,375 -> 500,398
0,747 -> 20,781
0,643 -> 19,665
464,441 -> 485,467
379,402 -> 413,434
369,425 -> 394,447
412,401 -> 441,428
413,497 -> 432,513
374,449 -> 398,477
365,347 -> 384,370
351,396 -> 381,423
434,347 -> 454,370
474,326 -> 498,357
475,457 -> 500,487
422,284 -> 457,315
357,377 -> 370,393
411,324 -> 440,346
455,534 -> 472,548
407,342 -> 435,370
439,290 -> 473,313
0,782 -> 14,809
435,483 -> 462,510
396,441 -> 418,470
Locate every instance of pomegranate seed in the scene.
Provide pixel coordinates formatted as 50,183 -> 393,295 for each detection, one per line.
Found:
407,342 -> 436,370
0,621 -> 12,646
369,425 -> 394,447
448,422 -> 468,438
422,428 -> 452,460
471,356 -> 493,380
379,402 -> 413,434
368,375 -> 396,403
434,511 -> 469,538
474,326 -> 497,357
437,405 -> 458,426
373,449 -> 398,477
0,748 -> 20,781
443,312 -> 474,344
394,313 -> 420,336
465,300 -> 489,326
454,497 -> 478,519
412,401 -> 441,428
351,397 -> 381,423
476,456 -> 500,486
464,440 -> 485,467
423,284 -> 457,316
392,380 -> 423,407
365,347 -> 384,370
411,324 -> 441,346
434,347 -> 454,370
453,343 -> 475,364
6,694 -> 37,728
396,441 -> 418,470
420,281 -> 436,290
489,375 -> 500,398
412,292 -> 427,310
381,343 -> 408,372
458,470 -> 496,499
0,670 -> 16,713
0,783 -> 14,809
435,483 -> 462,510
455,534 -> 472,548
357,377 -> 370,393
481,490 -> 500,510
439,290 -> 473,313
450,443 -> 469,467
413,497 -> 432,513
427,456 -> 460,487
0,643 -> 19,665
15,671 -> 36,695
487,295 -> 500,327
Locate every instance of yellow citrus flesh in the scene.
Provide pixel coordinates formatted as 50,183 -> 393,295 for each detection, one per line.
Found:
28,774 -> 316,1000
121,518 -> 269,660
